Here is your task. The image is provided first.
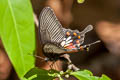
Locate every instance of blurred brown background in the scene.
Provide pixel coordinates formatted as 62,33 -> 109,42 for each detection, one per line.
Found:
1,0 -> 120,80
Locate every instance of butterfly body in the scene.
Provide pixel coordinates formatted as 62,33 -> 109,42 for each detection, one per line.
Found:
42,43 -> 70,63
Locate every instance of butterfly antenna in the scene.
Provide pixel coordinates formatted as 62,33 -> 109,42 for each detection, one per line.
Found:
34,55 -> 45,60
28,53 -> 45,60
81,25 -> 93,34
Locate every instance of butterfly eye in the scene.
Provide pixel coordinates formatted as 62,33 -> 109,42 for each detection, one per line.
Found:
73,32 -> 77,36
66,32 -> 70,36
78,36 -> 81,39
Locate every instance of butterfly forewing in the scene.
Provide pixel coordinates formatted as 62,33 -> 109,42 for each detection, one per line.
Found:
39,7 -> 65,45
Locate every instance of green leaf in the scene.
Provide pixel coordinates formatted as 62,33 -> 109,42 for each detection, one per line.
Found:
71,70 -> 111,80
24,68 -> 54,80
32,75 -> 54,80
0,0 -> 35,79
71,70 -> 90,80
77,0 -> 85,3
100,75 -> 111,80
24,68 -> 49,79
82,70 -> 93,76
25,68 -> 112,80
71,70 -> 93,79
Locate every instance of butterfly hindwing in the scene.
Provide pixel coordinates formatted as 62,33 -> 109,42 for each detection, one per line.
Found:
61,25 -> 93,50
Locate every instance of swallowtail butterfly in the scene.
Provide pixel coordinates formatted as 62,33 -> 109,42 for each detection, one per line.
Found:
38,7 -> 100,70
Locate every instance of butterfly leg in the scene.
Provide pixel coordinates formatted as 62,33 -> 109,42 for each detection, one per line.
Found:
68,64 -> 80,71
49,61 -> 56,70
60,54 -> 80,71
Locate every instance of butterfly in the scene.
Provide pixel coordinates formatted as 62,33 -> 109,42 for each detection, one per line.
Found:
37,7 -> 100,70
